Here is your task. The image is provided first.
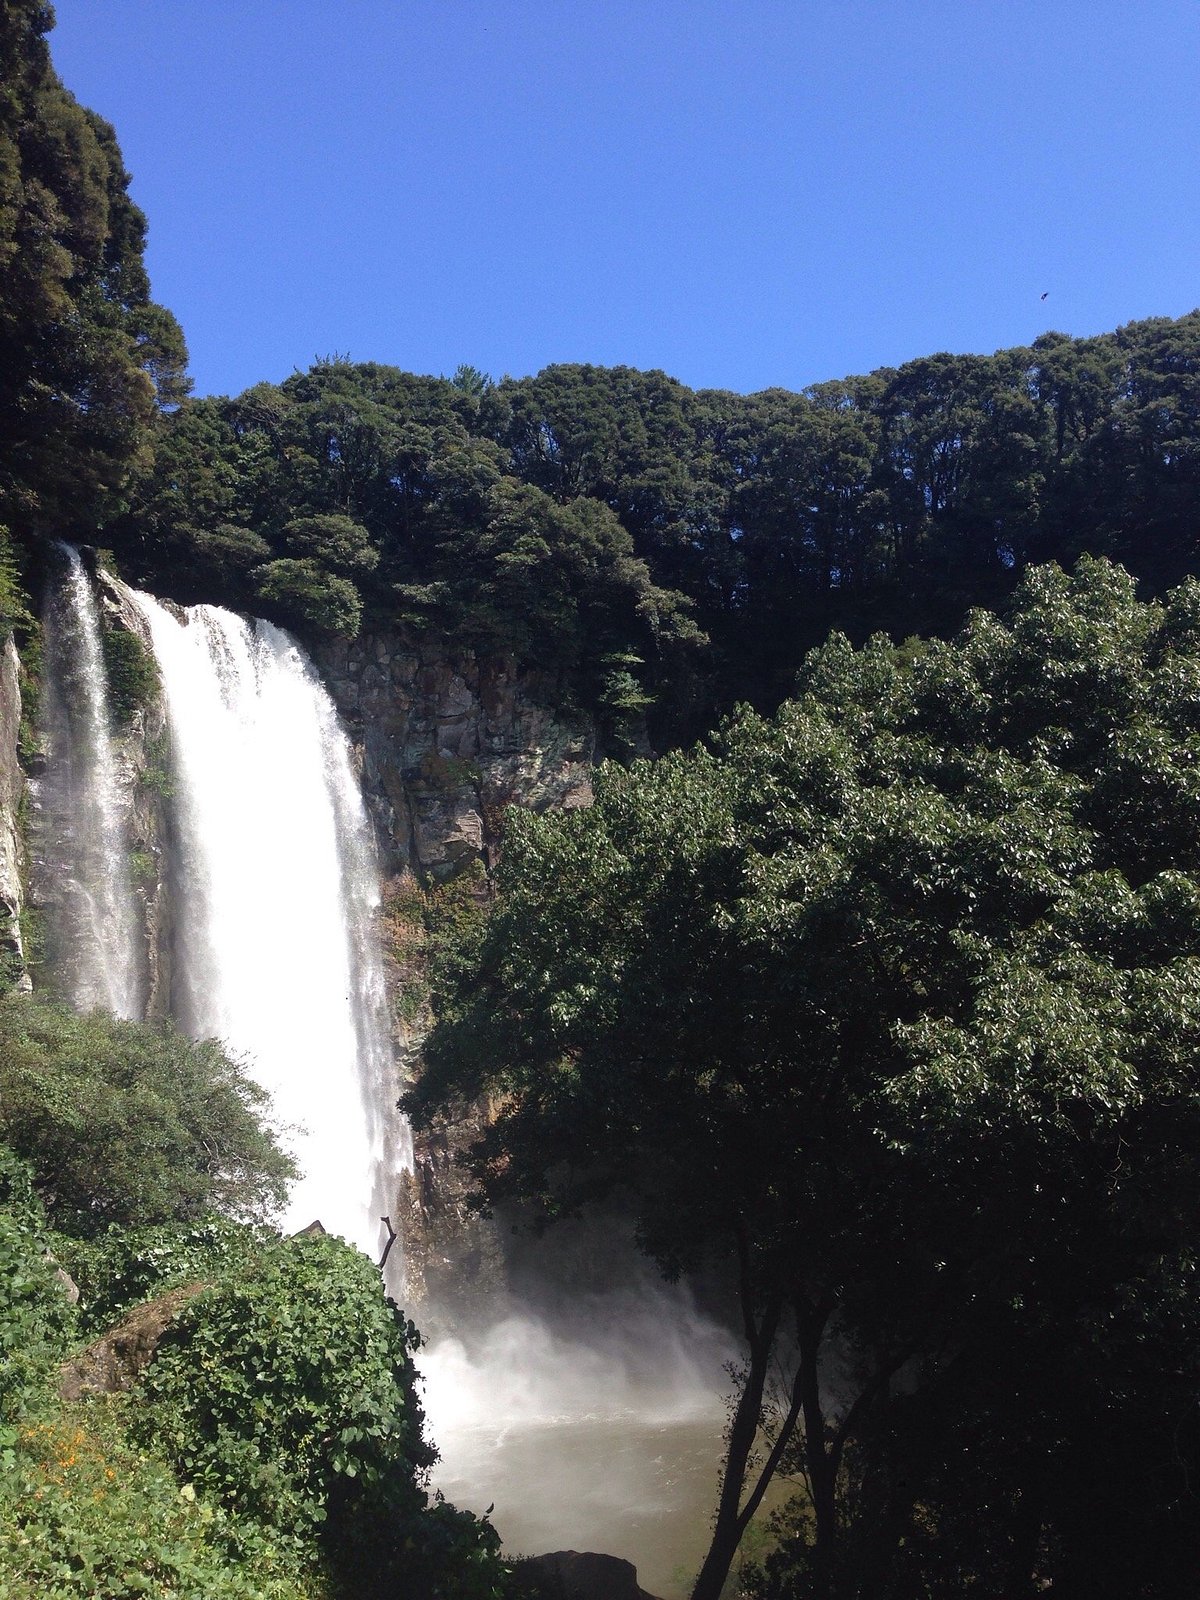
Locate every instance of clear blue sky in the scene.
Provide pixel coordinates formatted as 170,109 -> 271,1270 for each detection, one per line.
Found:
49,0 -> 1200,400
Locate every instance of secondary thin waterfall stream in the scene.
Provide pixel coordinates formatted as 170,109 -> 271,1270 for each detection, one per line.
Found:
34,545 -> 142,1018
126,590 -> 406,1261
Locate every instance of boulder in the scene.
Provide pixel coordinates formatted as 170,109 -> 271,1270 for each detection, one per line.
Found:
58,1281 -> 206,1400
511,1550 -> 663,1600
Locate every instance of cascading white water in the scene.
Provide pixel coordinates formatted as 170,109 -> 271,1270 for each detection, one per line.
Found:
127,591 -> 406,1260
34,546 -> 143,1018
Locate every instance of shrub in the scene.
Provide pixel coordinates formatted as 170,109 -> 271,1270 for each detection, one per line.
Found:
0,1147 -> 76,1425
136,1231 -> 506,1597
0,1400 -> 318,1600
59,1214 -> 266,1338
0,994 -> 295,1238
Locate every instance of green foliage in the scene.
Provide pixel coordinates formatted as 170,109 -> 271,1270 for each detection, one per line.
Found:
6,39 -> 1200,751
140,726 -> 174,797
0,1400 -> 318,1600
15,618 -> 43,766
0,1180 -> 503,1597
0,993 -> 295,1238
450,364 -> 492,398
0,908 -> 24,994
281,514 -> 378,574
596,651 -> 652,756
16,906 -> 45,974
0,525 -> 33,644
253,558 -> 363,637
107,361 -> 697,745
59,1214 -> 266,1338
127,848 -> 155,885
135,1234 -> 422,1550
0,1145 -> 76,1424
411,558 -> 1200,1597
98,621 -> 157,725
383,865 -> 491,1031
113,311 -> 1200,749
135,1231 -> 506,1598
0,4 -> 188,545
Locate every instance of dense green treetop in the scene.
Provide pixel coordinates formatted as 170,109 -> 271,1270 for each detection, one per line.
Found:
408,558 -> 1200,1598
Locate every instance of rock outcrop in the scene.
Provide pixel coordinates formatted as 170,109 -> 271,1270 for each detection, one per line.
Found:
58,1282 -> 206,1401
317,632 -> 595,882
511,1550 -> 663,1600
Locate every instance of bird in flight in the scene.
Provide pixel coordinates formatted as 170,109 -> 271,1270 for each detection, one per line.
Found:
1040,291 -> 1049,301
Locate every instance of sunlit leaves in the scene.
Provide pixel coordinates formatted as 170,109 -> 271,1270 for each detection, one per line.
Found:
0,995 -> 296,1238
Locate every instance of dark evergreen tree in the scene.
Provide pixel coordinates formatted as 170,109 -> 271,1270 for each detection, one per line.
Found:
0,0 -> 188,546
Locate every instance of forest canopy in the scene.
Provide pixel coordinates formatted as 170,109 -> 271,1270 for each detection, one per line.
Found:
94,313 -> 1200,750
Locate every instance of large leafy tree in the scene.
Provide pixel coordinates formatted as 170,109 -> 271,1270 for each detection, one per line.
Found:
409,558 -> 1200,1598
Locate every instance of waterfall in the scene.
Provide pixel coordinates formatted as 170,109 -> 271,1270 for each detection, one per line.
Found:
34,546 -> 143,1018
126,591 -> 407,1261
36,557 -> 728,1593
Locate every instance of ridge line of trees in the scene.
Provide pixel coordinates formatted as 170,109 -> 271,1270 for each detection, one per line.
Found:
102,314 -> 1200,748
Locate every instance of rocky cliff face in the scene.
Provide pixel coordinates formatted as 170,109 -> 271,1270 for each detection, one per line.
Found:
316,631 -> 596,882
316,630 -> 600,1316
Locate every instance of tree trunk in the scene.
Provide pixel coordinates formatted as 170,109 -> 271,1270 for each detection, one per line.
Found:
799,1304 -> 838,1599
689,1289 -> 783,1600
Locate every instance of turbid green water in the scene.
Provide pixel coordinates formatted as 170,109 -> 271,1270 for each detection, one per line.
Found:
419,1306 -> 741,1598
430,1413 -> 725,1598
